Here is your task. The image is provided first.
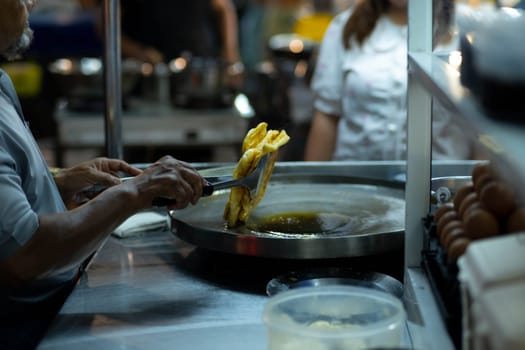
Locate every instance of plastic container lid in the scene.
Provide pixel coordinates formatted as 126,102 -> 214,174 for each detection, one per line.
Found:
263,285 -> 406,349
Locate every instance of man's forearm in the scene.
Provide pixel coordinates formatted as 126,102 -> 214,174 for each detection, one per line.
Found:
0,185 -> 139,286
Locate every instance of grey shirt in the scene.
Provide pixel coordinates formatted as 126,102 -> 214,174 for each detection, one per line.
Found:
0,69 -> 75,302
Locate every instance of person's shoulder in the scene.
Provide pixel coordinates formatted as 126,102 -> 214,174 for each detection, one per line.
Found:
331,8 -> 352,27
323,8 -> 352,36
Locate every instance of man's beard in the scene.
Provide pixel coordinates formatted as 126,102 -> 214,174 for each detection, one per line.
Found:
2,25 -> 33,61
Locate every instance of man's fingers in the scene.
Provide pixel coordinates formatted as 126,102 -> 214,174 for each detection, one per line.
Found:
92,173 -> 121,186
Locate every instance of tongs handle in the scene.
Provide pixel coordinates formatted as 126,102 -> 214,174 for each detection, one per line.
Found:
204,177 -> 245,192
89,176 -> 227,207
151,182 -> 214,207
152,176 -> 247,206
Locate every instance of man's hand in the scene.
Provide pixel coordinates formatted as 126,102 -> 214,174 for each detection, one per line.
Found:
54,157 -> 142,208
120,156 -> 207,211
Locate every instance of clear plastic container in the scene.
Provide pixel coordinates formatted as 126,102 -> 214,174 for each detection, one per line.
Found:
263,285 -> 406,350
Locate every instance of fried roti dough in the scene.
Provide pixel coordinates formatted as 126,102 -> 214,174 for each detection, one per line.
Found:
224,122 -> 290,227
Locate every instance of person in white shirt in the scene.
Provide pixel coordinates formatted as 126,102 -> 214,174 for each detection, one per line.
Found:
304,0 -> 473,161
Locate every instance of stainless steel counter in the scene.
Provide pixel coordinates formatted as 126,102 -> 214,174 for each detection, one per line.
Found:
38,233 -> 269,350
54,99 -> 249,166
38,161 -> 478,350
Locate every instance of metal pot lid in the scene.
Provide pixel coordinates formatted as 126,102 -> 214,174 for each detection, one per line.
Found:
266,267 -> 403,299
169,174 -> 405,259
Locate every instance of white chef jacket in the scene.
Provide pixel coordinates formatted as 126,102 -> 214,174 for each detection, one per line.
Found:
311,9 -> 472,160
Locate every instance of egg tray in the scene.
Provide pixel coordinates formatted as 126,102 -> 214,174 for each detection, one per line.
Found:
421,215 -> 462,349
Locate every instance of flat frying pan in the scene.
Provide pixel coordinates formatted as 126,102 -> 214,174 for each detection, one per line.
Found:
169,174 -> 405,259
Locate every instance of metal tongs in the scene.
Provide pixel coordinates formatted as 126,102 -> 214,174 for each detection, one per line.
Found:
89,153 -> 272,206
204,153 -> 270,195
152,153 -> 270,206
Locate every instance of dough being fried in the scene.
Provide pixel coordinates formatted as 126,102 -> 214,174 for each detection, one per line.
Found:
224,122 -> 290,227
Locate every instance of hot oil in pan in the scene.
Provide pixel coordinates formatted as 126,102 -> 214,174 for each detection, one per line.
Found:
246,211 -> 351,235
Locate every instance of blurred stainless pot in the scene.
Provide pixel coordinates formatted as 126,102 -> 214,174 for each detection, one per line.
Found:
48,57 -> 142,111
168,54 -> 234,108
268,33 -> 317,60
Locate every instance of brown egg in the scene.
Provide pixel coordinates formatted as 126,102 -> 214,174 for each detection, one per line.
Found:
434,203 -> 455,224
458,192 -> 478,218
463,207 -> 500,240
479,180 -> 516,218
462,200 -> 485,220
474,173 -> 495,195
443,226 -> 469,250
505,207 -> 525,233
440,220 -> 464,246
447,237 -> 471,263
453,184 -> 475,210
471,162 -> 493,185
437,211 -> 460,239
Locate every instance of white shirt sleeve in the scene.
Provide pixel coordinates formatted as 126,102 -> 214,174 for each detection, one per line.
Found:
311,10 -> 351,117
0,91 -> 56,257
0,144 -> 39,253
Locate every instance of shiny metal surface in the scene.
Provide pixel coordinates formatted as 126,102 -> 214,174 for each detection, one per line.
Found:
54,99 -> 247,165
38,233 -> 269,350
208,152 -> 270,195
266,267 -> 403,299
38,161 -> 477,350
169,56 -> 235,108
103,0 -> 123,159
431,175 -> 472,207
195,160 -> 480,182
170,174 -> 405,259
